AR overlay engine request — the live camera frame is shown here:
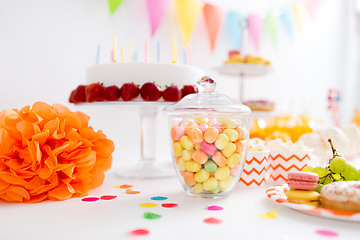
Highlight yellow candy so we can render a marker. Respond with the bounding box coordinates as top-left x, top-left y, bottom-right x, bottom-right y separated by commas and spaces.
180, 136, 194, 150
214, 166, 231, 180
173, 142, 183, 157
194, 169, 210, 183
220, 118, 237, 128
194, 143, 201, 150
181, 149, 194, 161
193, 183, 204, 193
223, 128, 239, 142
215, 133, 229, 150
195, 118, 208, 125
221, 142, 236, 158
185, 160, 202, 172
203, 177, 218, 191
177, 157, 186, 171
227, 152, 242, 168
219, 175, 233, 191
204, 127, 219, 143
